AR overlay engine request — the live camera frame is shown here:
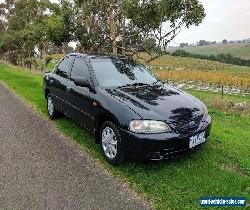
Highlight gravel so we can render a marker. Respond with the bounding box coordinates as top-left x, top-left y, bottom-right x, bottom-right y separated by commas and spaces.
0, 84, 149, 210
